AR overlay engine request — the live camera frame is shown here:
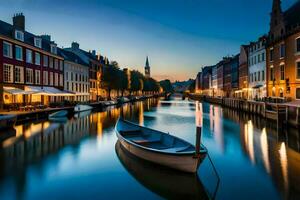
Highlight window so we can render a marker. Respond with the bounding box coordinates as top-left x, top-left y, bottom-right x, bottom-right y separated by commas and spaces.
270, 67, 274, 81
3, 42, 12, 58
49, 57, 53, 68
54, 73, 59, 86
54, 59, 58, 69
258, 54, 260, 63
59, 74, 63, 86
297, 62, 300, 79
258, 71, 260, 81
262, 52, 265, 61
26, 49, 33, 63
35, 70, 41, 84
59, 60, 63, 71
15, 45, 23, 61
49, 72, 53, 86
26, 68, 33, 83
43, 71, 48, 85
262, 70, 265, 81
15, 30, 24, 41
270, 49, 274, 61
3, 64, 13, 82
15, 66, 24, 83
34, 38, 42, 48
280, 64, 285, 80
297, 38, 300, 53
35, 52, 41, 65
296, 88, 300, 99
43, 55, 48, 67
280, 44, 285, 58
254, 72, 257, 82
50, 44, 57, 54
